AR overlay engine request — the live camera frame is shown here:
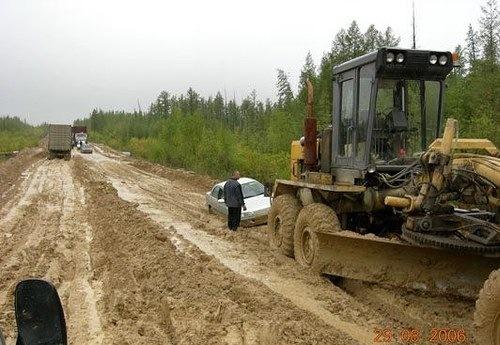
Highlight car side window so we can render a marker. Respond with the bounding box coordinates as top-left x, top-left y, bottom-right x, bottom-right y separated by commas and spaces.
218, 188, 224, 200
211, 187, 219, 198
